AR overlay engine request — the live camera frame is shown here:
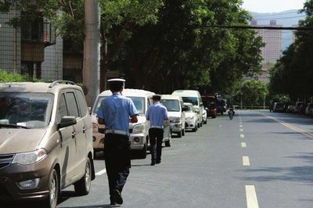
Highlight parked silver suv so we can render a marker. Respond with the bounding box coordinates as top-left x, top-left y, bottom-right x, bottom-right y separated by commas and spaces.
0, 81, 95, 208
